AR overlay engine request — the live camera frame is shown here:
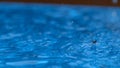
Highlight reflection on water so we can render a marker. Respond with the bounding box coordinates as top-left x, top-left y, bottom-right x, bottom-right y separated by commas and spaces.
0, 2, 120, 68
